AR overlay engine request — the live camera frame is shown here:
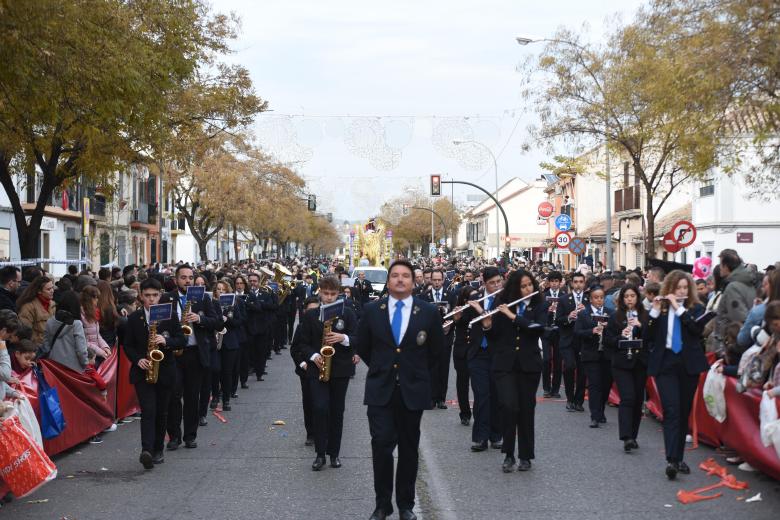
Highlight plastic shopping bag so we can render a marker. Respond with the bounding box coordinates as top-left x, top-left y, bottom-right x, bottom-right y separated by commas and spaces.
14, 397, 43, 448
34, 366, 66, 439
702, 365, 727, 423
0, 409, 57, 498
759, 391, 780, 459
